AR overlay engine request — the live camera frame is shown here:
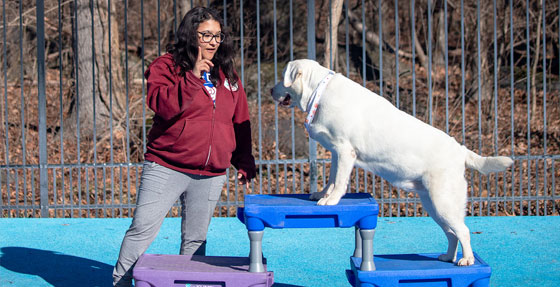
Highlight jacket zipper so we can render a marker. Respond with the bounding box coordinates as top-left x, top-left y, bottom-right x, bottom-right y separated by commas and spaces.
203, 102, 216, 170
